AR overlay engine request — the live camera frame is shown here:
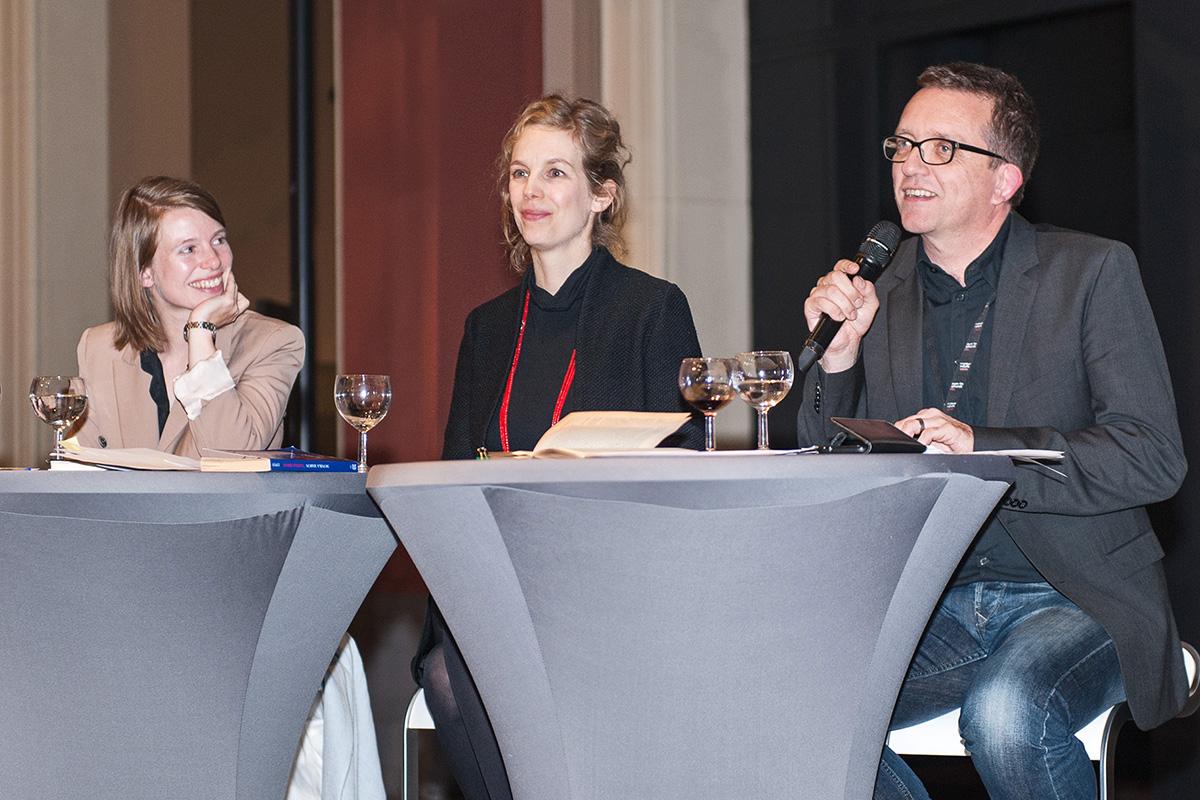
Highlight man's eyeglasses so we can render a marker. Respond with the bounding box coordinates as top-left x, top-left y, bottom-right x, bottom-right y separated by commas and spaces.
883, 135, 1007, 165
